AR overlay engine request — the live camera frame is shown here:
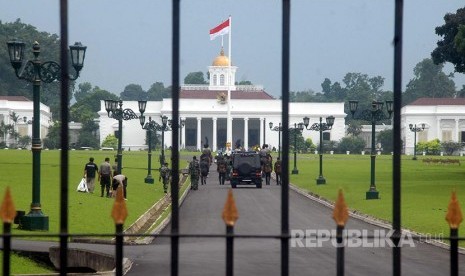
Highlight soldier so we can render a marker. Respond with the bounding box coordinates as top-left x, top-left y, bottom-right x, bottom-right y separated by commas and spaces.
216, 154, 227, 185
200, 157, 209, 185
274, 157, 282, 185
263, 154, 273, 185
159, 162, 171, 193
189, 156, 201, 190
